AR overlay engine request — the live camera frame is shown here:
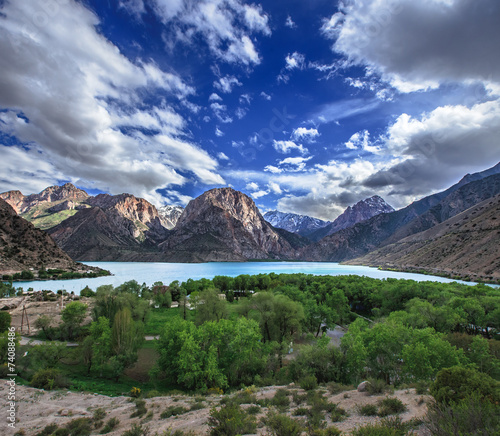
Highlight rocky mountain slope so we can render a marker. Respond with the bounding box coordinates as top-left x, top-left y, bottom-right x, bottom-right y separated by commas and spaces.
302, 164, 500, 263
0, 198, 100, 275
346, 194, 500, 283
309, 196, 395, 241
263, 210, 330, 237
160, 188, 296, 262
